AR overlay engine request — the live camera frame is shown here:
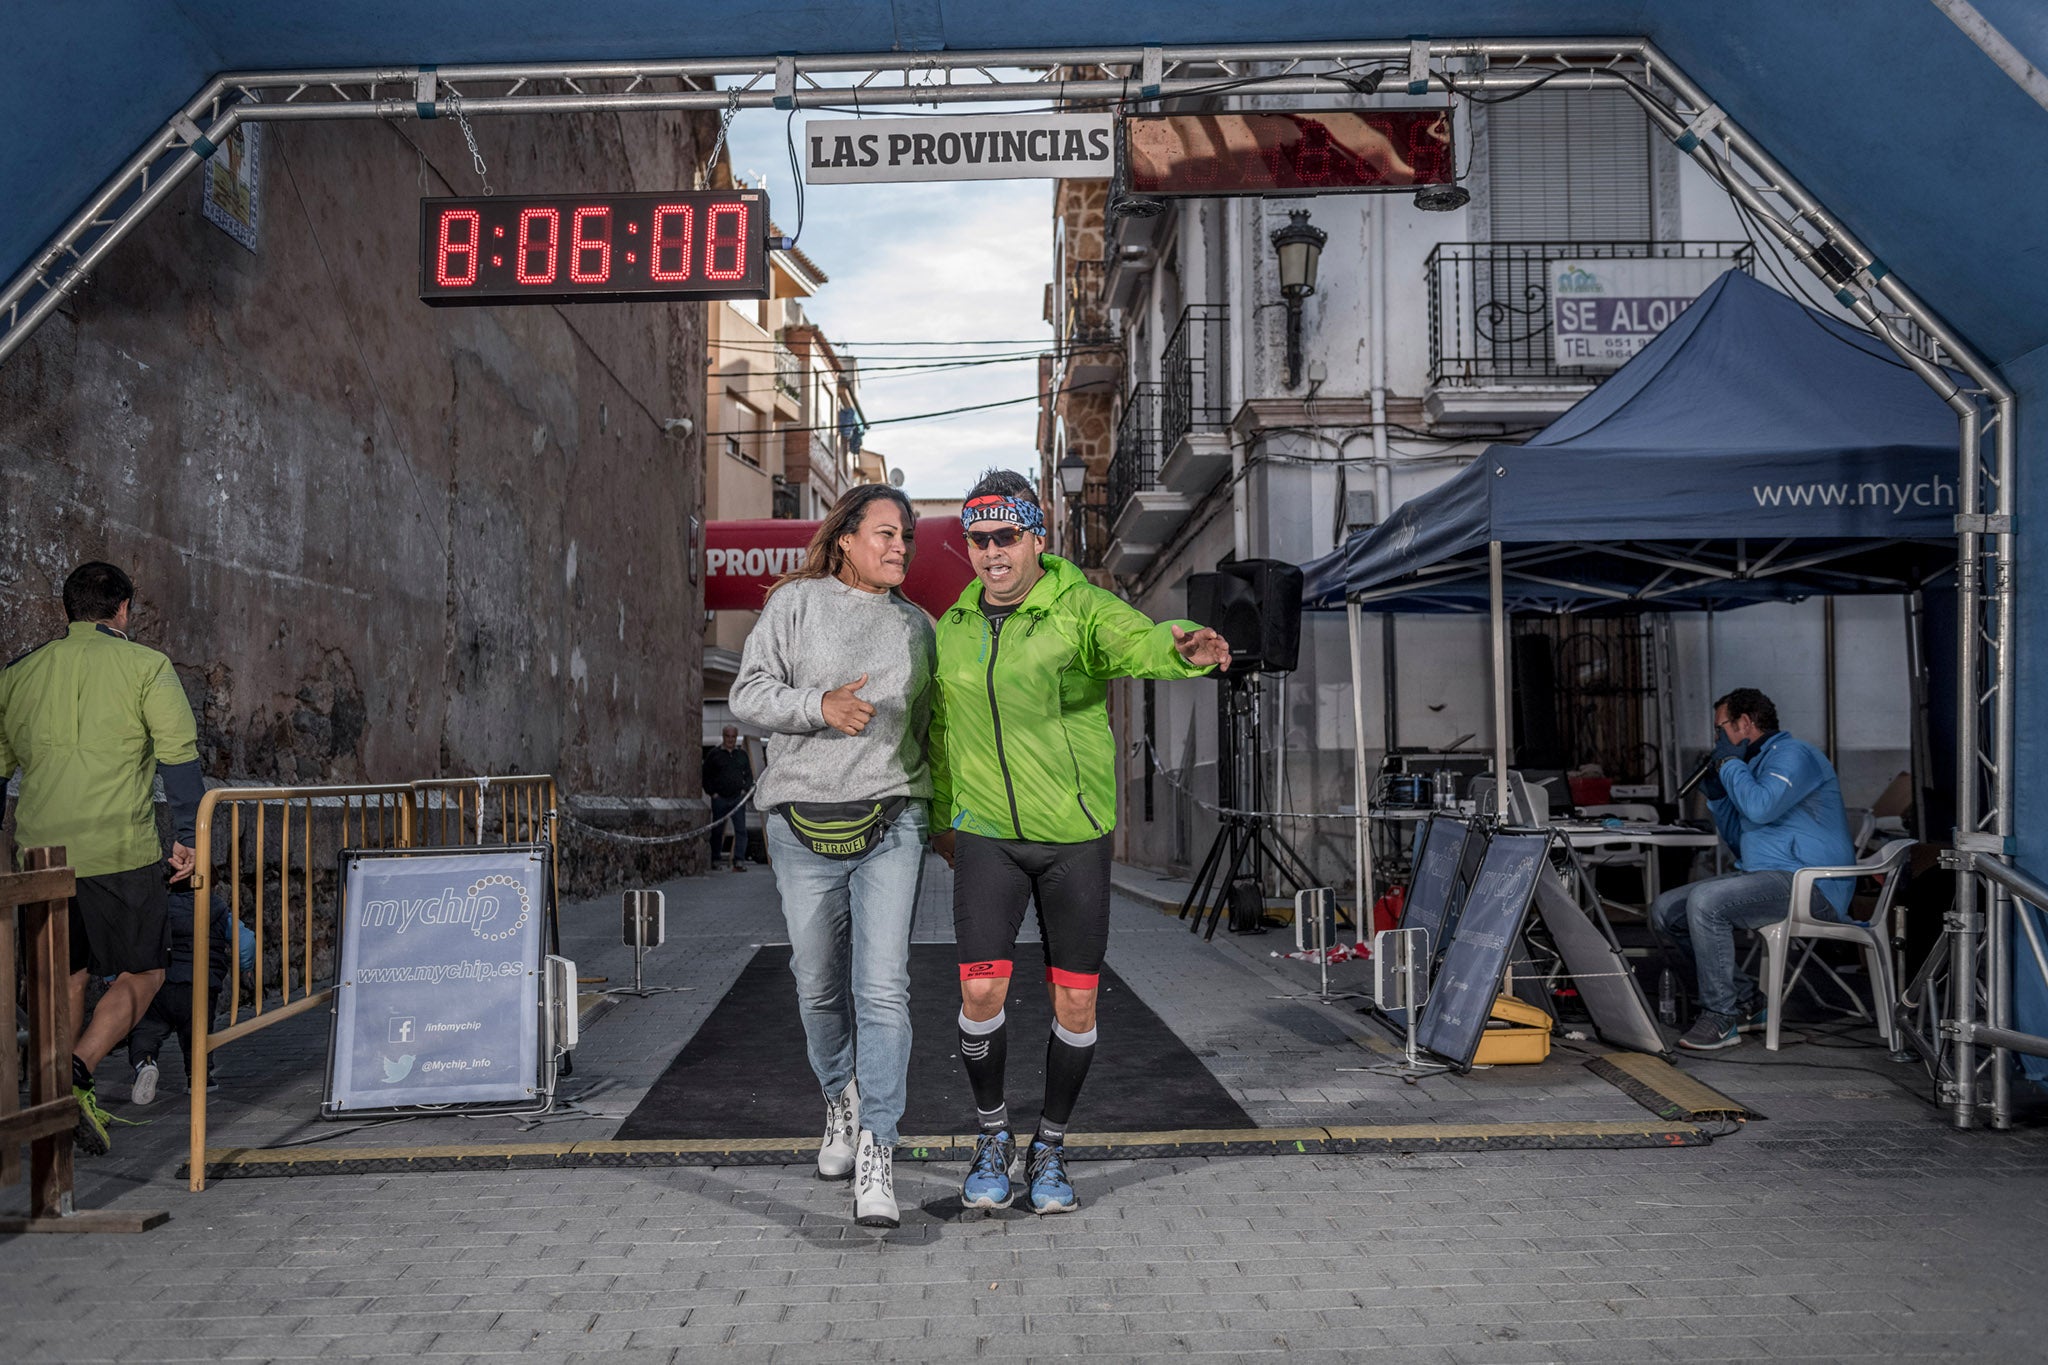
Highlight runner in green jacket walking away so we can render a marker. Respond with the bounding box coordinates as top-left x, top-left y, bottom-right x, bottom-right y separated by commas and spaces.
928, 469, 1231, 1214
0, 562, 203, 1156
